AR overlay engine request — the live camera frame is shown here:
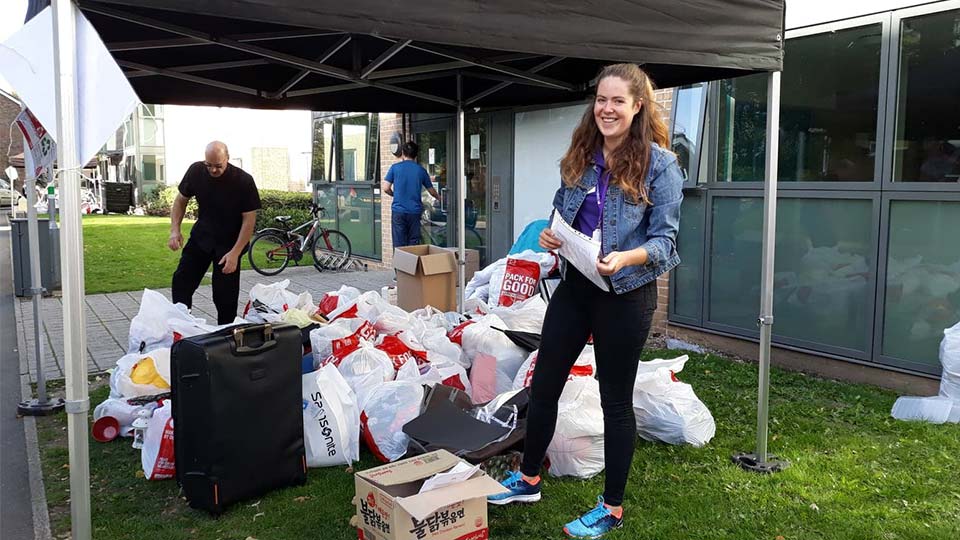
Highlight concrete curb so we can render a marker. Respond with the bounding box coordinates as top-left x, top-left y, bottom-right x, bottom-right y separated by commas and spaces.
20, 347, 53, 540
